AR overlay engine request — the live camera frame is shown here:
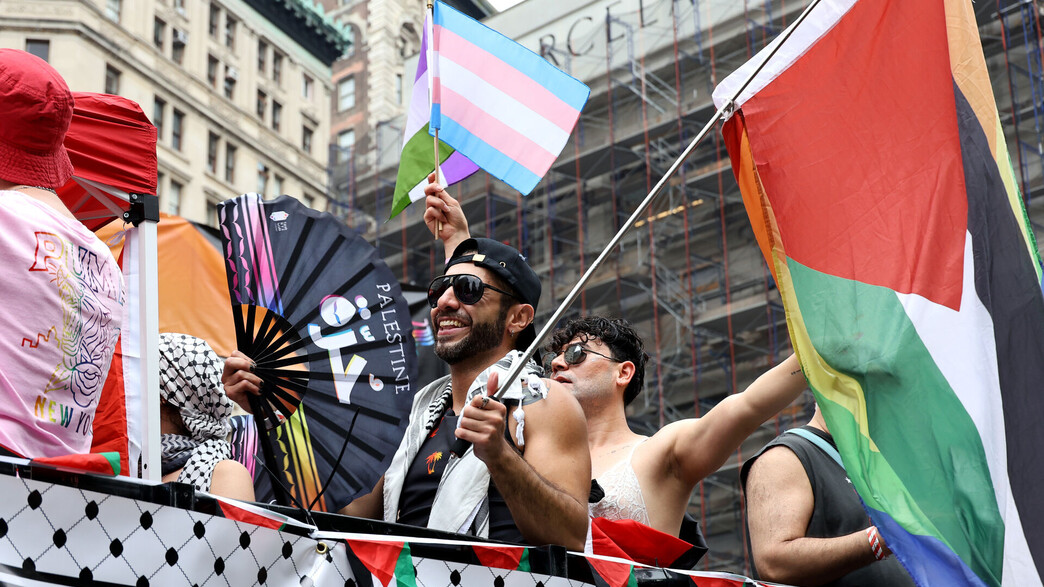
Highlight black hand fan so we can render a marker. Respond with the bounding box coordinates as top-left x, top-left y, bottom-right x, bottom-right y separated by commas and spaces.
218, 194, 417, 511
